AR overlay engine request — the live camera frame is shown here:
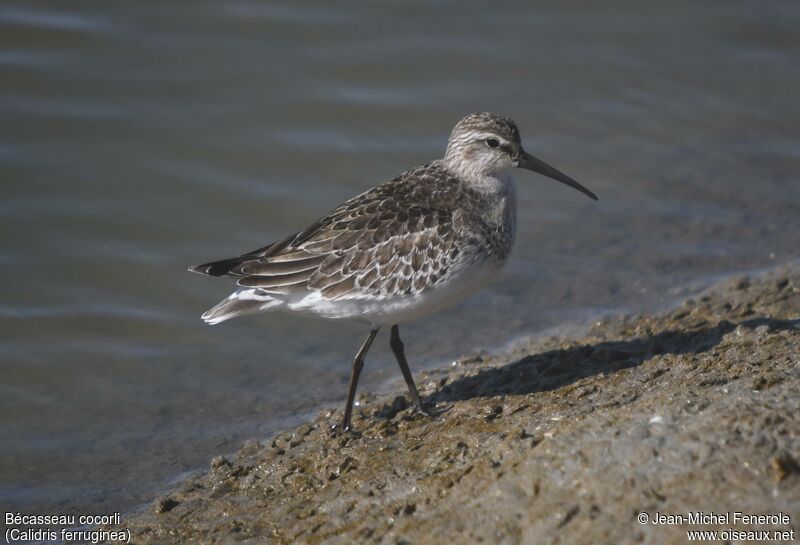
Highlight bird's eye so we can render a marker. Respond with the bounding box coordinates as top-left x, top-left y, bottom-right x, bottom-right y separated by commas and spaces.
486, 138, 500, 148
